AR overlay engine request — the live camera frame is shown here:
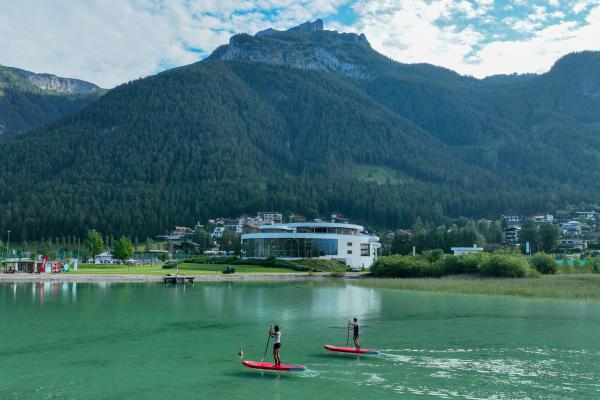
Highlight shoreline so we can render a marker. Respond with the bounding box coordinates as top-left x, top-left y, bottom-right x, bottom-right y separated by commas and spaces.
0, 272, 362, 283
